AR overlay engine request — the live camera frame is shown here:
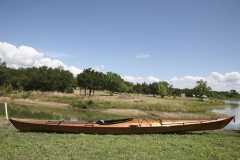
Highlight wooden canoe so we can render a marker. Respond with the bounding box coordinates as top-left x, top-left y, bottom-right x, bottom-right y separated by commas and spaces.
9, 116, 234, 134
